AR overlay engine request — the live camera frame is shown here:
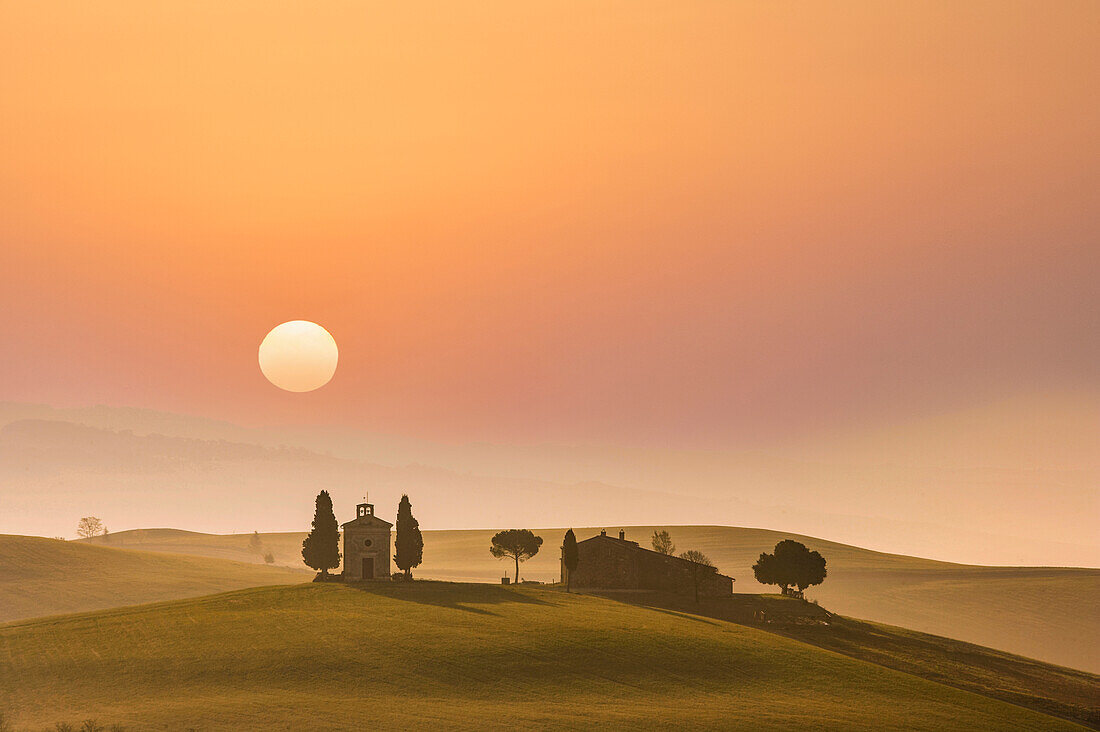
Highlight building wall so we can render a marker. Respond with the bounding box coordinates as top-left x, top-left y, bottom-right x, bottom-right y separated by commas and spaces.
637, 550, 732, 596
565, 537, 641, 589
564, 535, 734, 597
343, 525, 392, 580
